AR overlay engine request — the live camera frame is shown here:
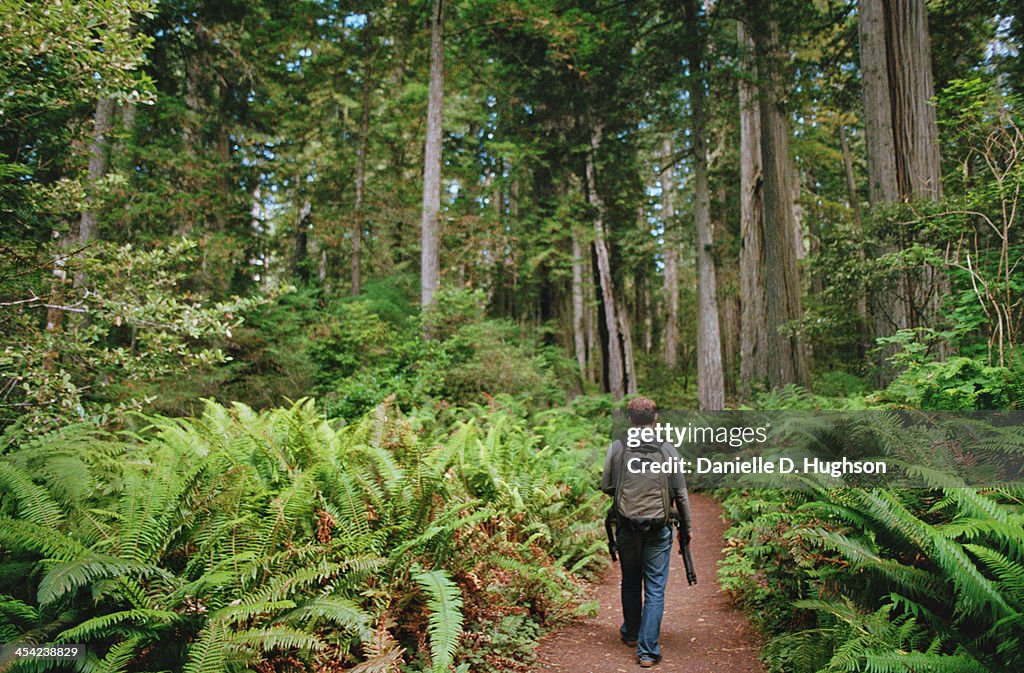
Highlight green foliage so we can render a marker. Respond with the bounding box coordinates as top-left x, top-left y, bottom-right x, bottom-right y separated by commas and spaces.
414, 569, 464, 673
717, 412, 1024, 673
0, 397, 607, 671
1, 239, 269, 430
874, 329, 1019, 410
